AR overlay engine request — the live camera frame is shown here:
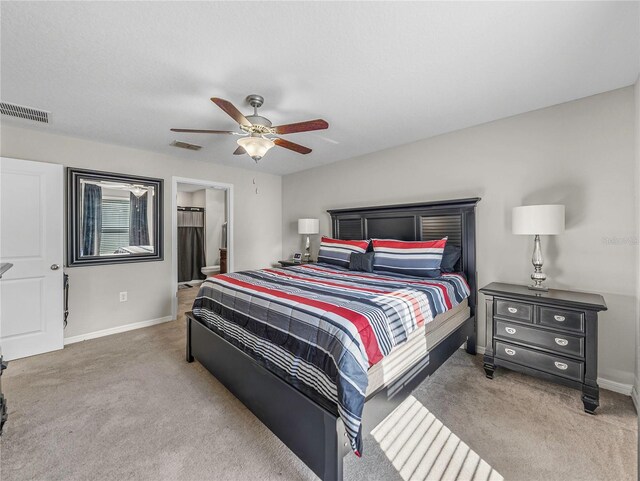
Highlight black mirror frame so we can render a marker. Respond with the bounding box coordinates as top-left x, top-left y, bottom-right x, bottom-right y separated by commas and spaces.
67, 168, 163, 267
